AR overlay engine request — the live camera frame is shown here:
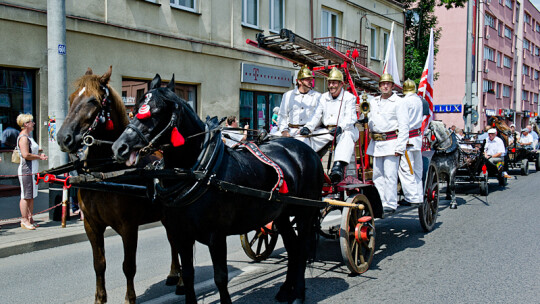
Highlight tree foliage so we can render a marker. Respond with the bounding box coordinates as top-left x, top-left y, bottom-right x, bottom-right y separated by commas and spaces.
397, 0, 468, 84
